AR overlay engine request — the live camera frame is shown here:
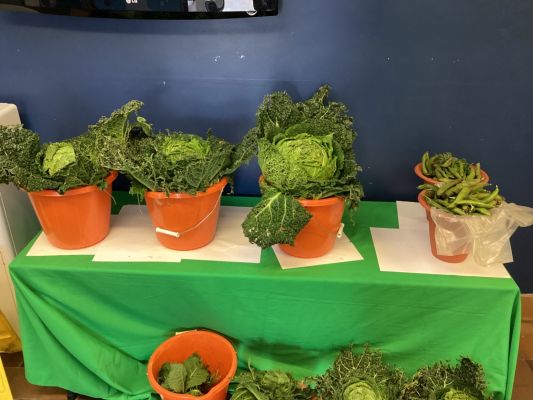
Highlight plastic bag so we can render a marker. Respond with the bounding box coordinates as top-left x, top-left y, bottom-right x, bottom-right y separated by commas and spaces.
430, 202, 533, 266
